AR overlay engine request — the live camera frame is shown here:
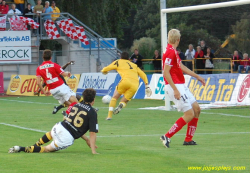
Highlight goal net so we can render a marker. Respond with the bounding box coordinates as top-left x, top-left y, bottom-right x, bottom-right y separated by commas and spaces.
161, 0, 250, 110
